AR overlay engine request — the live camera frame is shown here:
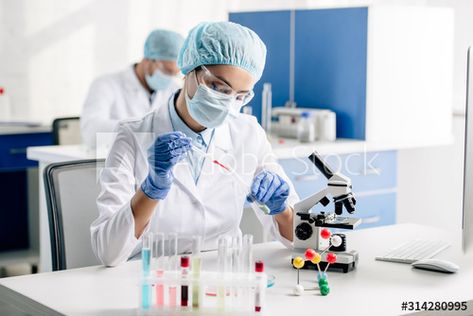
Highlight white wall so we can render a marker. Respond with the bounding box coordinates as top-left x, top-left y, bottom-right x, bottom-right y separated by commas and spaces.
427, 0, 473, 114
397, 116, 465, 231
396, 0, 473, 231
0, 0, 228, 123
